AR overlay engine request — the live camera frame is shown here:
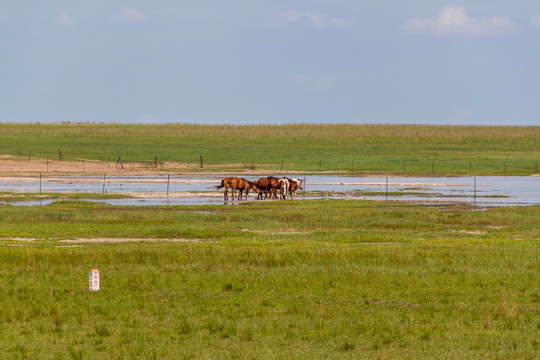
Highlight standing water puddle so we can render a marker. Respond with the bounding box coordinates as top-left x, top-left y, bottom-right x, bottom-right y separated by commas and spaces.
0, 175, 538, 207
